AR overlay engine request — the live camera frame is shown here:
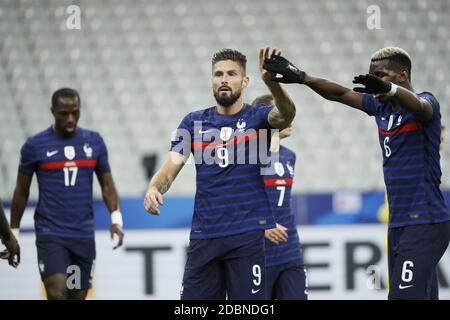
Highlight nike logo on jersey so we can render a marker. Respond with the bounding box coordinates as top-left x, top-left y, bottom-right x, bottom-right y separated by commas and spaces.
46, 150, 58, 157
251, 288, 260, 294
199, 129, 213, 134
398, 284, 413, 290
